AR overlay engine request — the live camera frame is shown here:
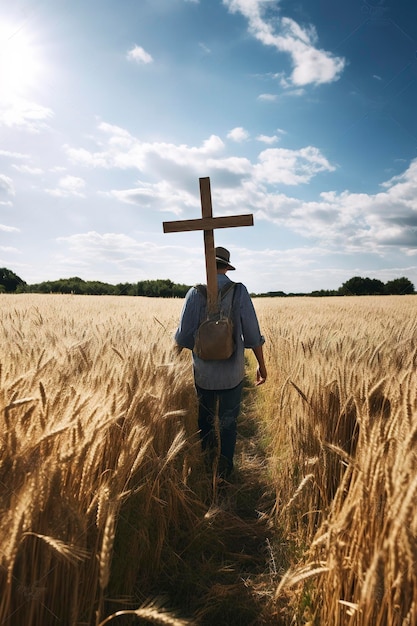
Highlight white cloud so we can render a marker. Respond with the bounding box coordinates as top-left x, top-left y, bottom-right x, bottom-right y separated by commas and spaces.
223, 0, 345, 87
127, 45, 153, 64
207, 156, 252, 174
0, 174, 15, 196
256, 134, 279, 144
0, 224, 19, 232
0, 245, 19, 253
254, 146, 336, 185
0, 97, 53, 132
46, 175, 86, 198
65, 128, 225, 176
281, 19, 345, 86
12, 164, 43, 175
0, 149, 29, 159
227, 127, 250, 142
257, 93, 278, 101
105, 179, 197, 215
58, 231, 138, 255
